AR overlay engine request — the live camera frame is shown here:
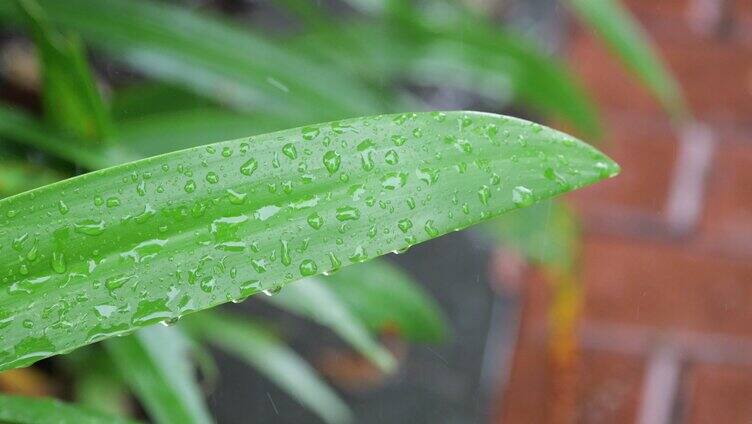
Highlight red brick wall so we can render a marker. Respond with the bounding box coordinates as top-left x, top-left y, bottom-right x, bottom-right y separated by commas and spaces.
496, 0, 752, 422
